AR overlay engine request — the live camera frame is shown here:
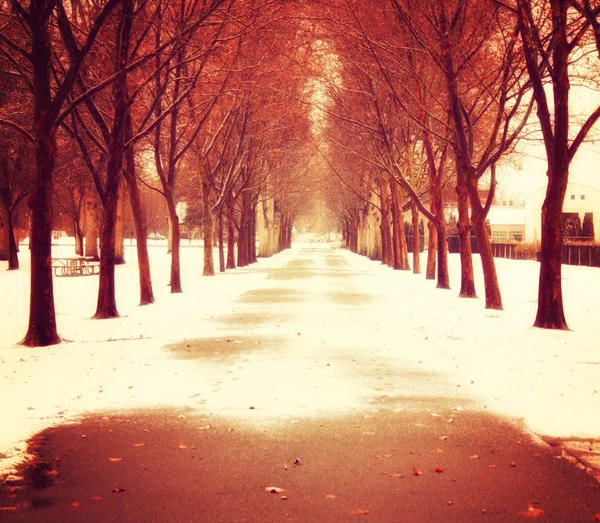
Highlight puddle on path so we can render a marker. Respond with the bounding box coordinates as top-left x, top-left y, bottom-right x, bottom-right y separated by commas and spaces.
164, 335, 286, 361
